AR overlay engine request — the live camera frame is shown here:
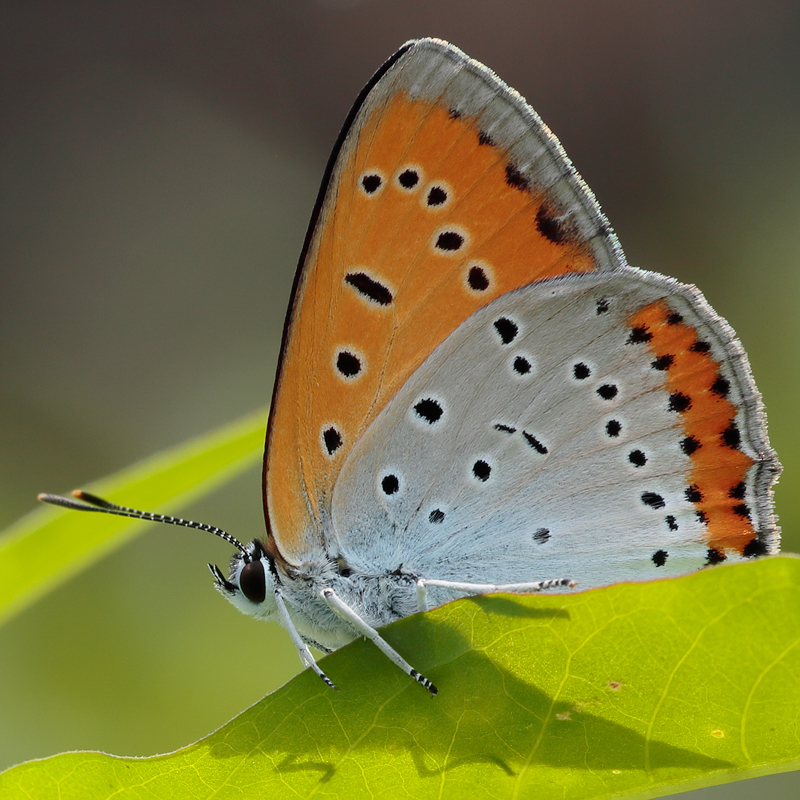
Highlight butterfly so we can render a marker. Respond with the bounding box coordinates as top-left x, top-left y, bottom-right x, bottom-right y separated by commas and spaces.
40, 38, 781, 696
